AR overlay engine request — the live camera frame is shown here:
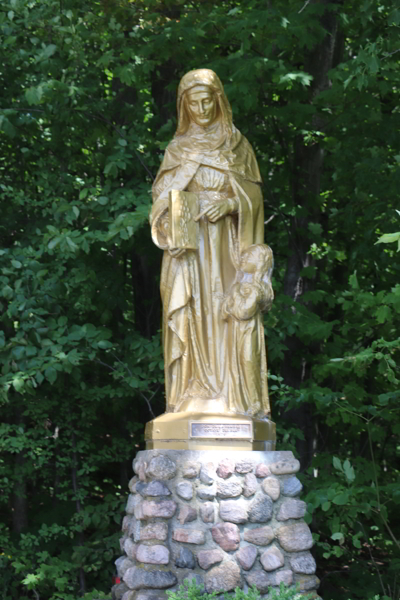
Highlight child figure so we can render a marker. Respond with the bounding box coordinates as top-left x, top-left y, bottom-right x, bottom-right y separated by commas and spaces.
220, 243, 274, 416
222, 244, 274, 321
